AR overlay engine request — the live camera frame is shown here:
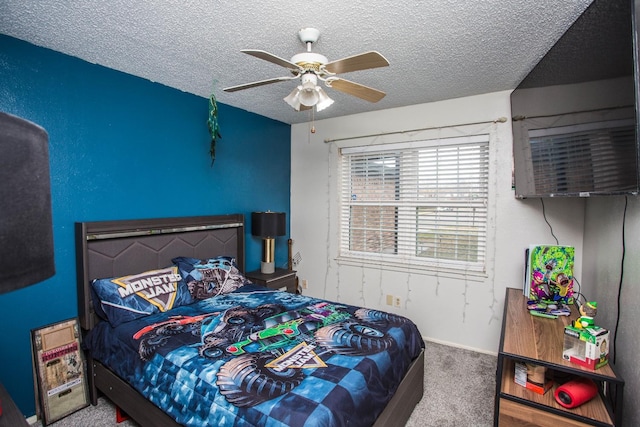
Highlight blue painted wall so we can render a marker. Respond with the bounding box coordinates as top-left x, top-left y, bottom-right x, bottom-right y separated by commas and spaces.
0, 34, 291, 416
